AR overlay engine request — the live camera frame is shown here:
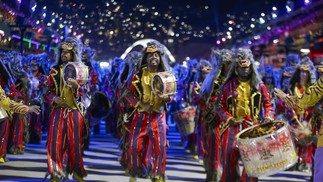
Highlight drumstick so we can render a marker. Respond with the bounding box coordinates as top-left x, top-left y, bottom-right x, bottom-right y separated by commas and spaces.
291, 109, 304, 129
